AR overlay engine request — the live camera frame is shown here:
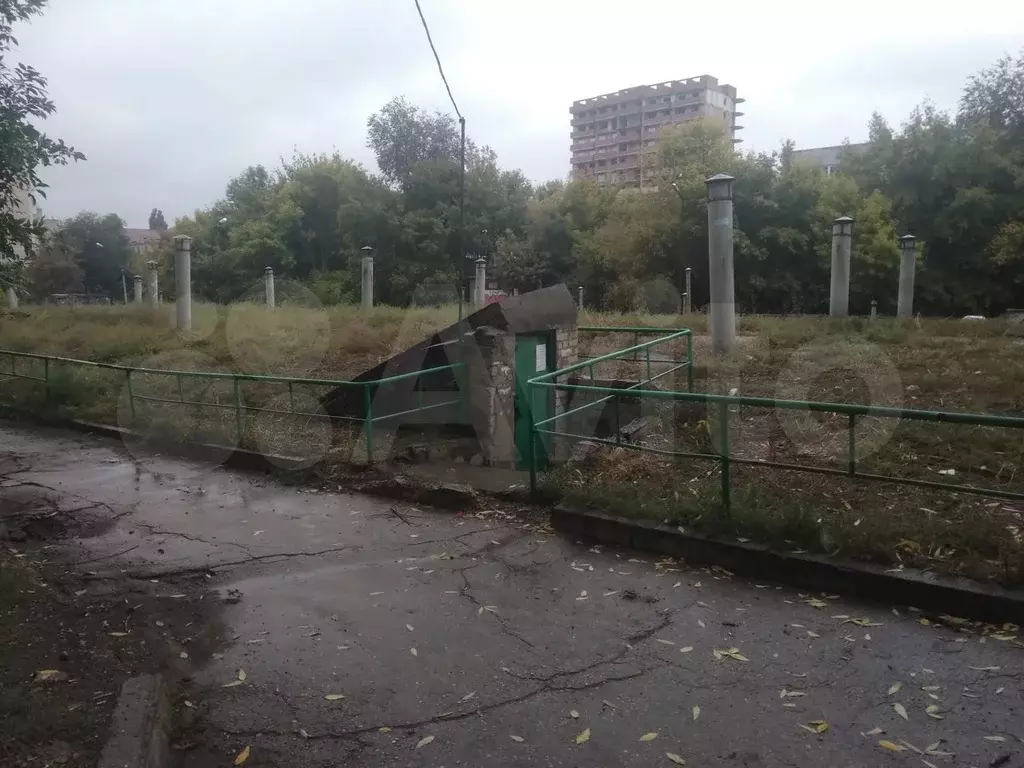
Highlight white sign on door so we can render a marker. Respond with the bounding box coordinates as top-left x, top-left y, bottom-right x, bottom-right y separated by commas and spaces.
535, 343, 547, 371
